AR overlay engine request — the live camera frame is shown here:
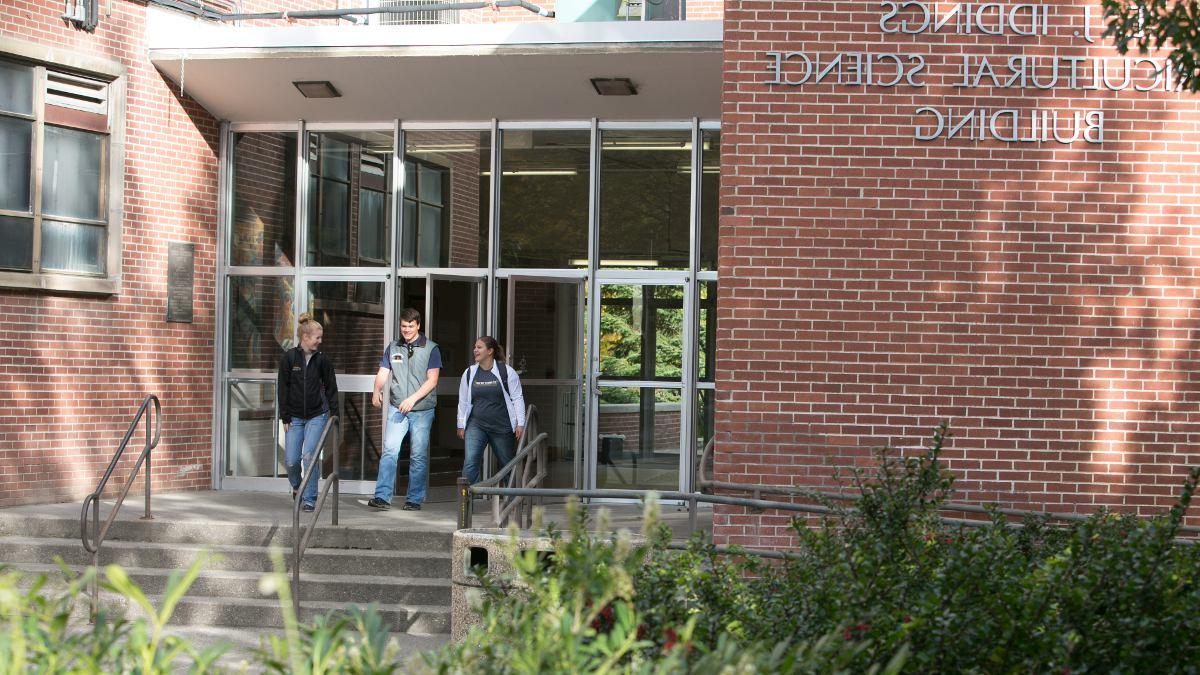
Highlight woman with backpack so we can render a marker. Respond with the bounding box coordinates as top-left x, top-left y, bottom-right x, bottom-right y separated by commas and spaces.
277, 312, 339, 512
456, 336, 526, 484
